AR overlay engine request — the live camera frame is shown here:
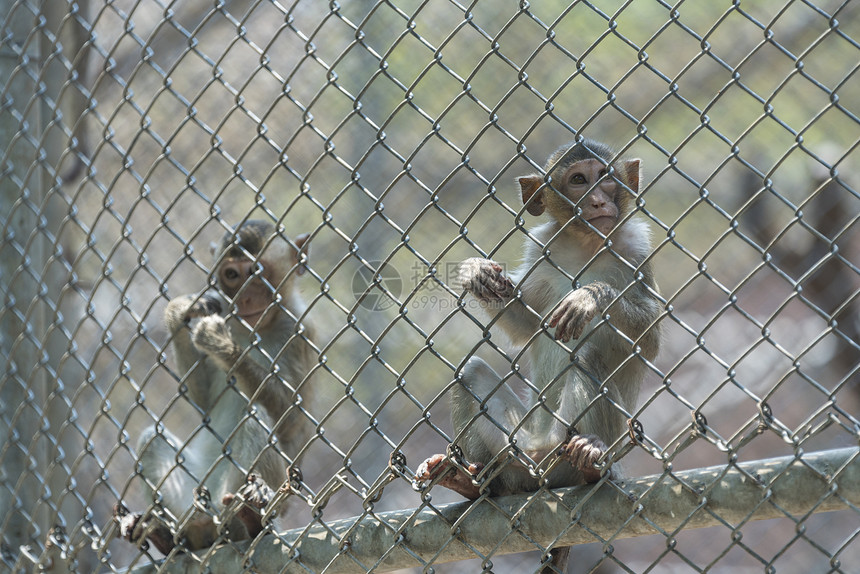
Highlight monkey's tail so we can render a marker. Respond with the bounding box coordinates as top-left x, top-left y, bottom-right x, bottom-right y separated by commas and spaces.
541, 546, 570, 574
